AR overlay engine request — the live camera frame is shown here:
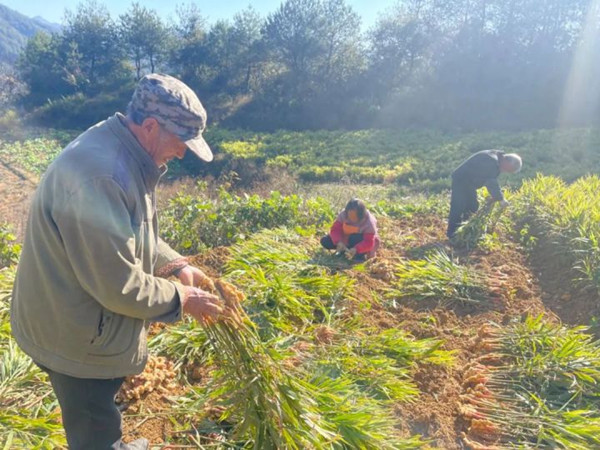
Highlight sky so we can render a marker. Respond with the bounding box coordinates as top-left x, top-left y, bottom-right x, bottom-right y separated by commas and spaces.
0, 0, 392, 29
